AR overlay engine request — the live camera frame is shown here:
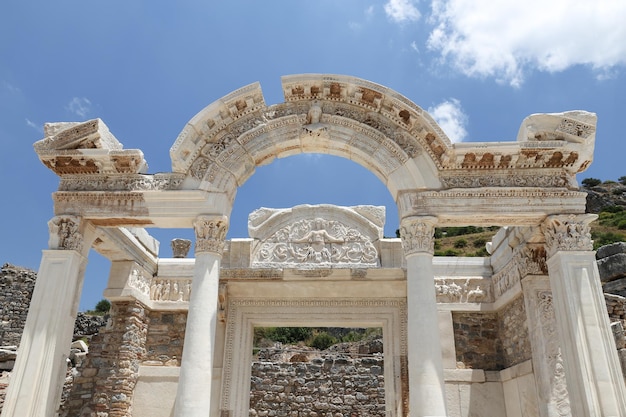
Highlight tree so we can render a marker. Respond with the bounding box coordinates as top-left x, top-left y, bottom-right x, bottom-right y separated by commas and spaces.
619, 176, 626, 186
581, 178, 601, 187
94, 299, 111, 314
